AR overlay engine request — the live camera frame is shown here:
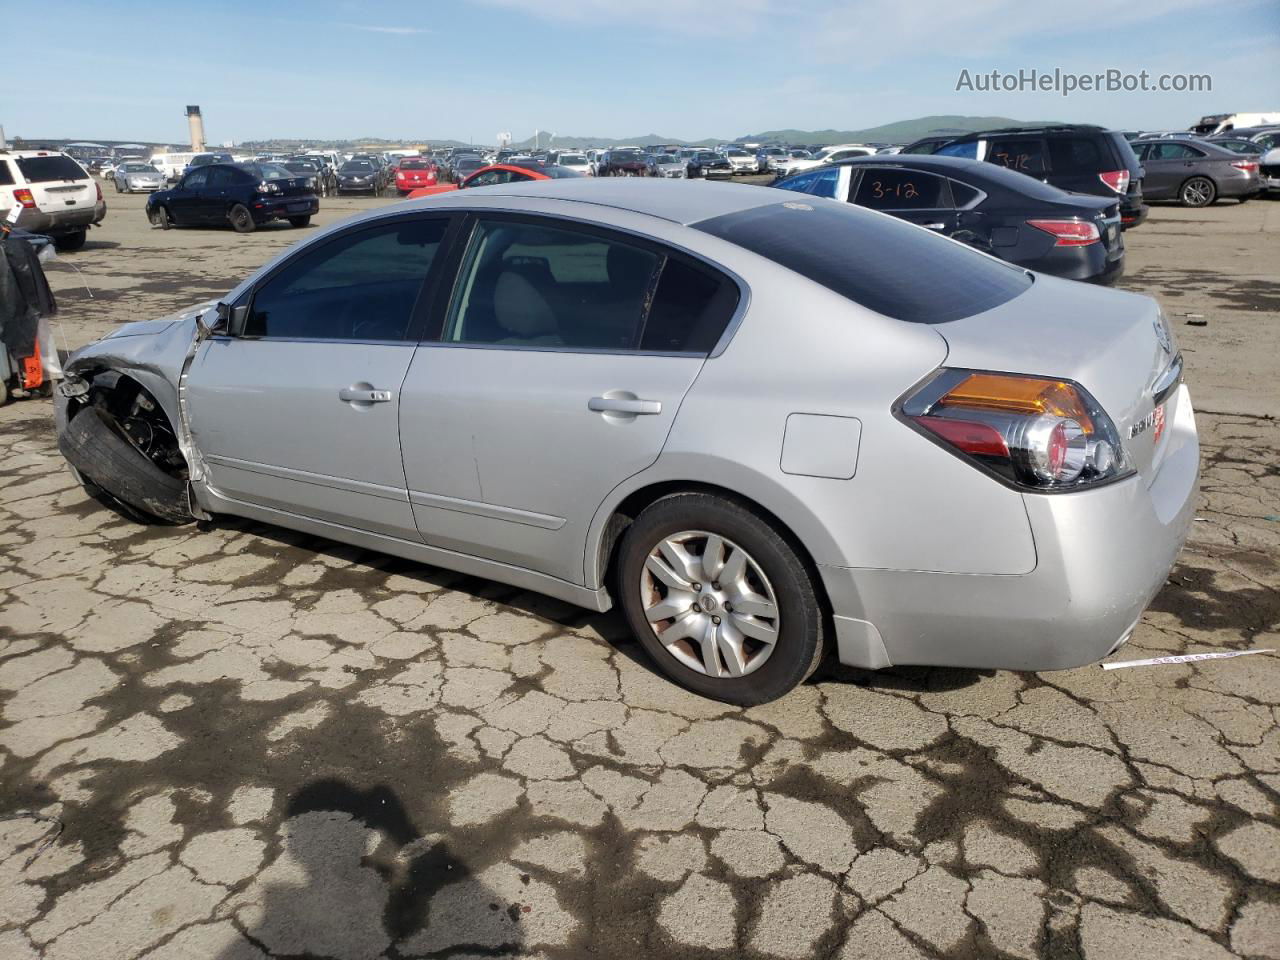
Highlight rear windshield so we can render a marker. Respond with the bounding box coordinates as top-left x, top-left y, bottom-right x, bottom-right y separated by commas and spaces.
693, 201, 1031, 324
401, 159, 431, 169
15, 155, 89, 182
